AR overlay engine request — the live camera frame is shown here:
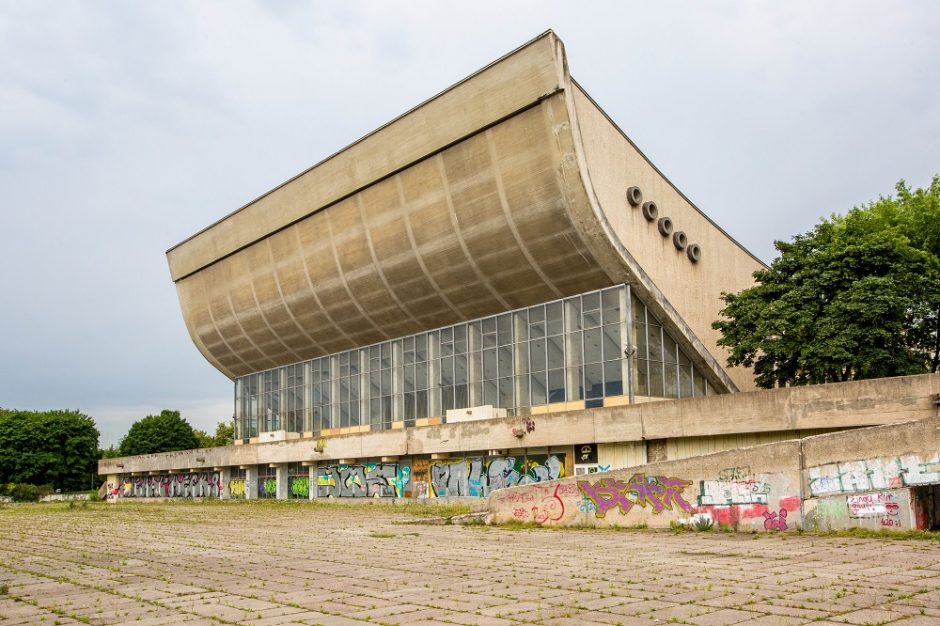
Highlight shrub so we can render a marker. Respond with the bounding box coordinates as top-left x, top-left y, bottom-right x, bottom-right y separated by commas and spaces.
10, 484, 41, 502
